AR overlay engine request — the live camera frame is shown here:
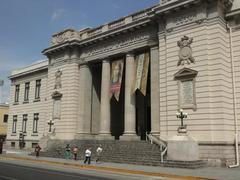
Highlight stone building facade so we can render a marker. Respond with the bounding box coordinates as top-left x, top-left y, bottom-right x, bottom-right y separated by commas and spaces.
6, 0, 240, 165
